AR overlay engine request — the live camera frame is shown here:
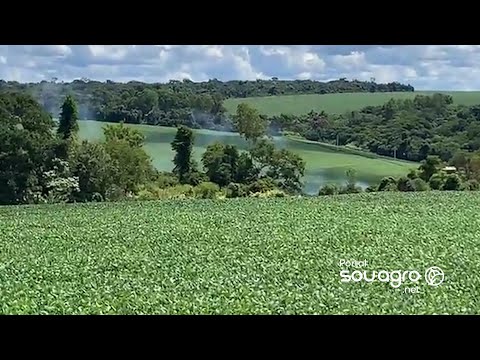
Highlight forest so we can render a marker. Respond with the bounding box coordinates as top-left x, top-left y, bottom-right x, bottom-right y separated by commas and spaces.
271, 94, 480, 163
0, 78, 414, 129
